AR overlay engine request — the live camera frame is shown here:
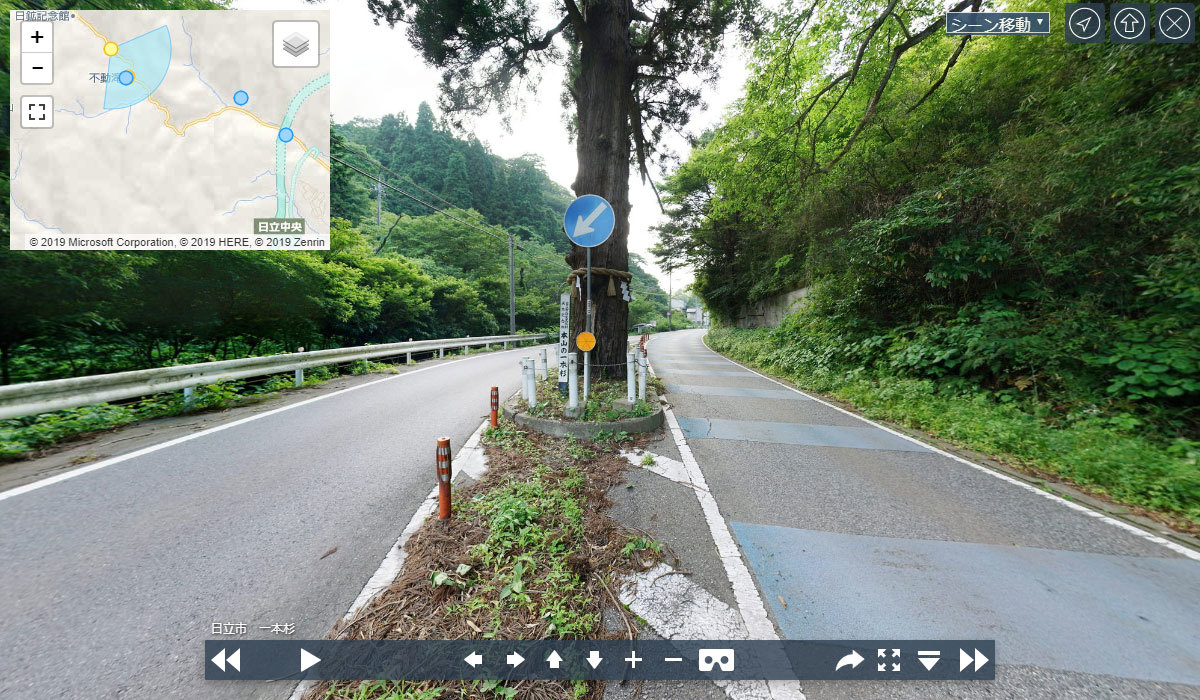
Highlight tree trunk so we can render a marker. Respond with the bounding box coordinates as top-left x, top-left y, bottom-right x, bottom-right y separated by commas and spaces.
0, 343, 11, 386
568, 0, 633, 379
